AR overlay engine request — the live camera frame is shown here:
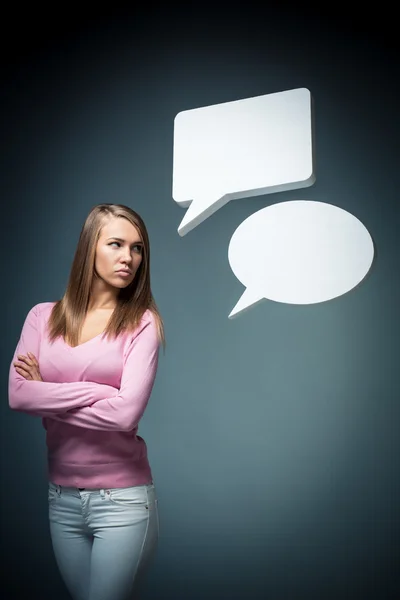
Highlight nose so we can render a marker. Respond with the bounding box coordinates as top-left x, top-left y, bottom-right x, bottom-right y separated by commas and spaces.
121, 252, 132, 264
